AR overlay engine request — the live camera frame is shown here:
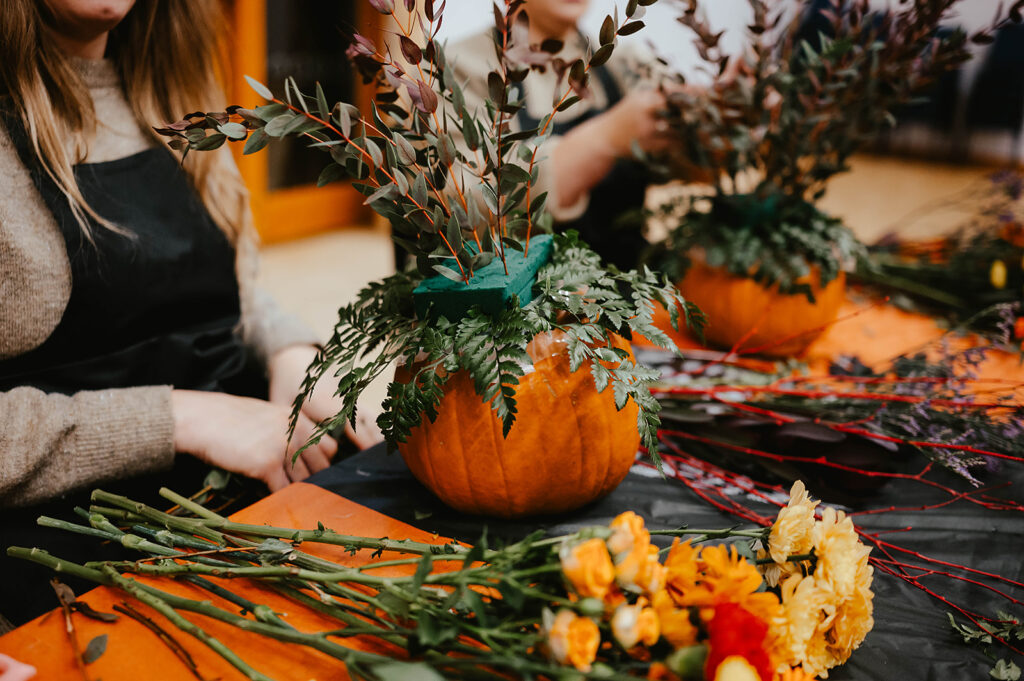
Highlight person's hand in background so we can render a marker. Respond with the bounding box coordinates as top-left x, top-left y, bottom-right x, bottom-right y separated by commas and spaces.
0, 654, 36, 681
